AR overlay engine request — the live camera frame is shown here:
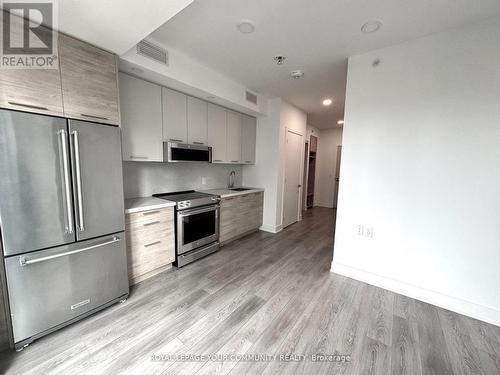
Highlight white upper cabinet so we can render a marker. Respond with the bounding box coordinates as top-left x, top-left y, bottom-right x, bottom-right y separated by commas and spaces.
207, 104, 227, 163
162, 88, 187, 144
187, 97, 208, 145
226, 111, 242, 164
241, 115, 256, 164
119, 73, 163, 162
